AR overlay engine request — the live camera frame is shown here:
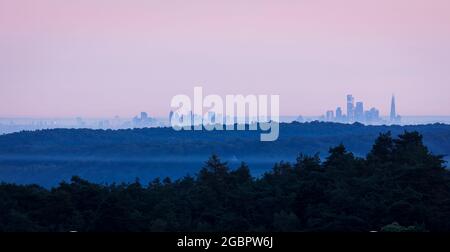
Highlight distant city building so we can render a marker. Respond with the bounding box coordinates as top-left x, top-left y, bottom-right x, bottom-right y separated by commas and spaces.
133, 112, 156, 127
335, 107, 343, 122
355, 102, 364, 122
365, 107, 380, 123
390, 95, 399, 123
326, 110, 334, 121
141, 112, 148, 121
347, 95, 355, 122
